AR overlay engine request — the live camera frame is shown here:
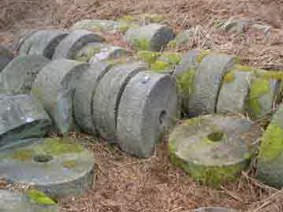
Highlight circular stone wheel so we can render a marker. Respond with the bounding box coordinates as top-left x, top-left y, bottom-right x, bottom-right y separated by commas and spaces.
0, 137, 95, 198
125, 24, 175, 51
189, 54, 235, 117
18, 30, 39, 56
117, 71, 178, 158
168, 114, 261, 187
52, 30, 104, 60
0, 189, 58, 212
31, 59, 89, 134
193, 207, 237, 212
93, 62, 147, 142
0, 94, 51, 149
74, 62, 111, 134
0, 45, 13, 72
1, 55, 50, 94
